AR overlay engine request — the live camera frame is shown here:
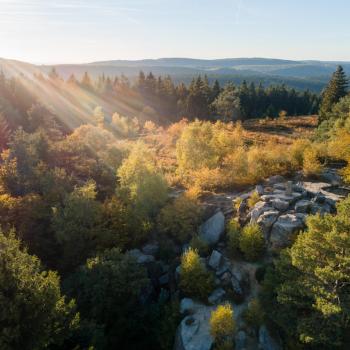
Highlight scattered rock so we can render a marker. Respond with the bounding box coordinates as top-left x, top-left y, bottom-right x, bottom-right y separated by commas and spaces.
259, 325, 282, 350
266, 175, 285, 185
199, 211, 225, 245
320, 169, 342, 186
285, 181, 293, 195
208, 250, 223, 270
271, 198, 289, 211
220, 271, 232, 287
257, 210, 280, 238
256, 184, 264, 195
231, 275, 245, 303
250, 201, 274, 223
208, 288, 226, 305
